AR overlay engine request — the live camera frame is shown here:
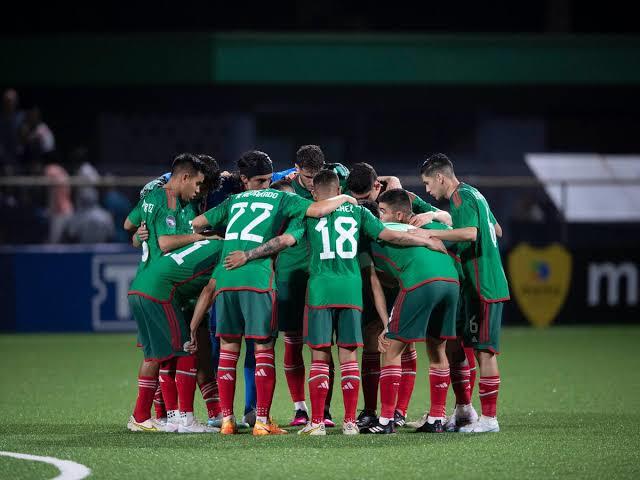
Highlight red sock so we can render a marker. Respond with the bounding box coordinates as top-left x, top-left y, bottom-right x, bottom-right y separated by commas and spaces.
325, 357, 335, 412
308, 360, 330, 424
428, 367, 450, 418
217, 349, 239, 417
153, 383, 166, 419
340, 361, 361, 423
133, 375, 157, 423
379, 366, 402, 419
479, 375, 500, 417
255, 348, 276, 419
396, 349, 417, 416
199, 380, 221, 418
284, 335, 306, 403
159, 359, 178, 412
450, 363, 472, 405
361, 352, 380, 412
176, 355, 197, 413
464, 347, 477, 395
